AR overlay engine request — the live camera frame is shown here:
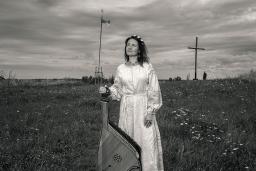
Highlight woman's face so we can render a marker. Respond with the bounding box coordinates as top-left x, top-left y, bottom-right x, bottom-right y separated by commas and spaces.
126, 38, 139, 57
